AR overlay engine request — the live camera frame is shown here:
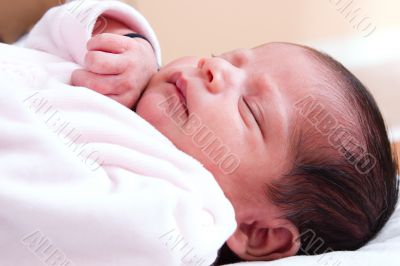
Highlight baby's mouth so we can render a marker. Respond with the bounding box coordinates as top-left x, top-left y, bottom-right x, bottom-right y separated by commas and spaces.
168, 72, 189, 115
